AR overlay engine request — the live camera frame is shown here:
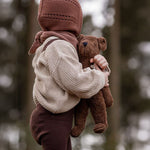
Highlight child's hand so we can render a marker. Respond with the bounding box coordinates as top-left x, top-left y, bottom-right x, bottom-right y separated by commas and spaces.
90, 54, 108, 71
90, 54, 110, 87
